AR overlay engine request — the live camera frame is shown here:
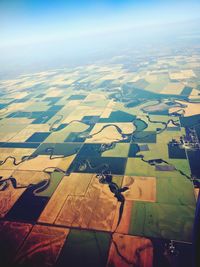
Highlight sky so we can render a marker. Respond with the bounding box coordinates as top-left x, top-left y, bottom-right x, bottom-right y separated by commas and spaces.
1, 0, 200, 46
1, 0, 200, 77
